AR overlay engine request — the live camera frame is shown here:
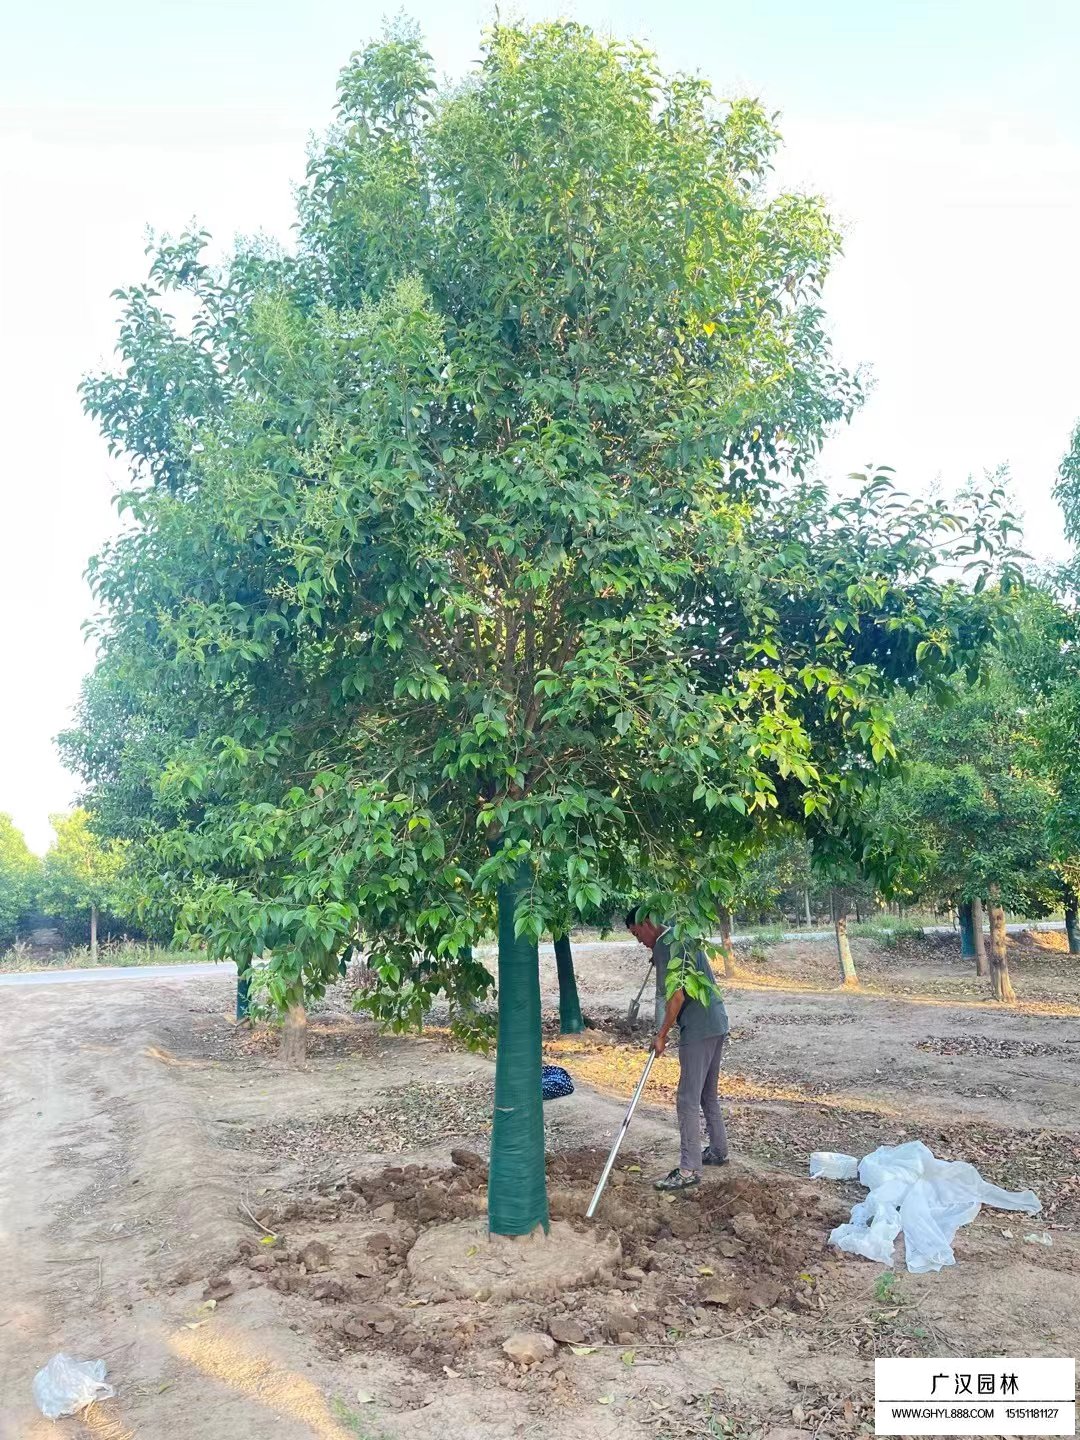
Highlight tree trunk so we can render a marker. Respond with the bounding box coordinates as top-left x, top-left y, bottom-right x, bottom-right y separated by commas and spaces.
832, 891, 858, 985
718, 906, 736, 978
804, 890, 812, 928
553, 934, 584, 1034
488, 862, 549, 1237
281, 1001, 308, 1065
958, 900, 976, 961
236, 967, 251, 1021
987, 889, 1016, 1002
1065, 888, 1080, 956
90, 903, 98, 964
972, 897, 989, 977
